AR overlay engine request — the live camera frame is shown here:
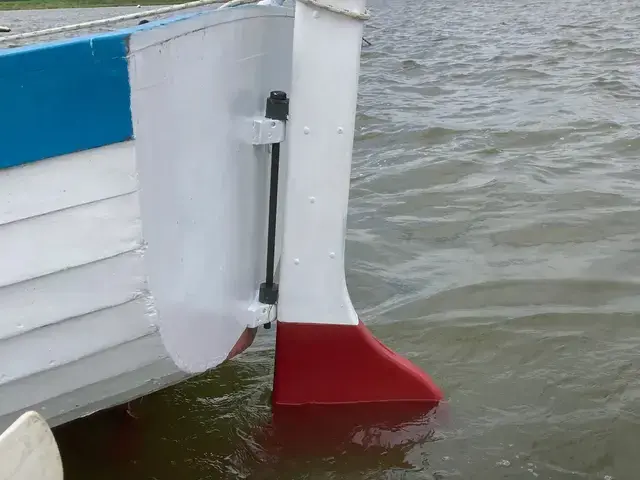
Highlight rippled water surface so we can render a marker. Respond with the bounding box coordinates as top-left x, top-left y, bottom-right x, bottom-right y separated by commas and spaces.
3, 0, 640, 478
